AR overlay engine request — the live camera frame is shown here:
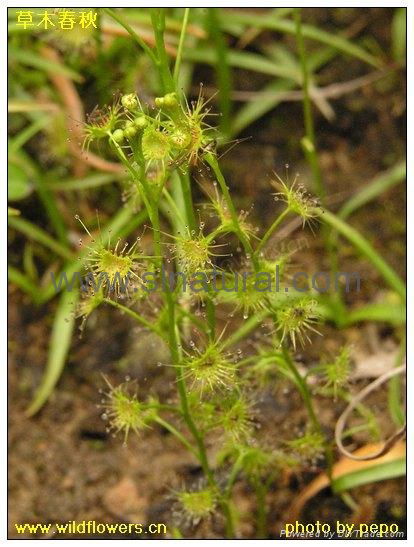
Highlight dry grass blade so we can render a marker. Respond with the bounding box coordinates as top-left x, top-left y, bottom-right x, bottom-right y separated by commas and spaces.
40, 46, 123, 175
285, 440, 406, 522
